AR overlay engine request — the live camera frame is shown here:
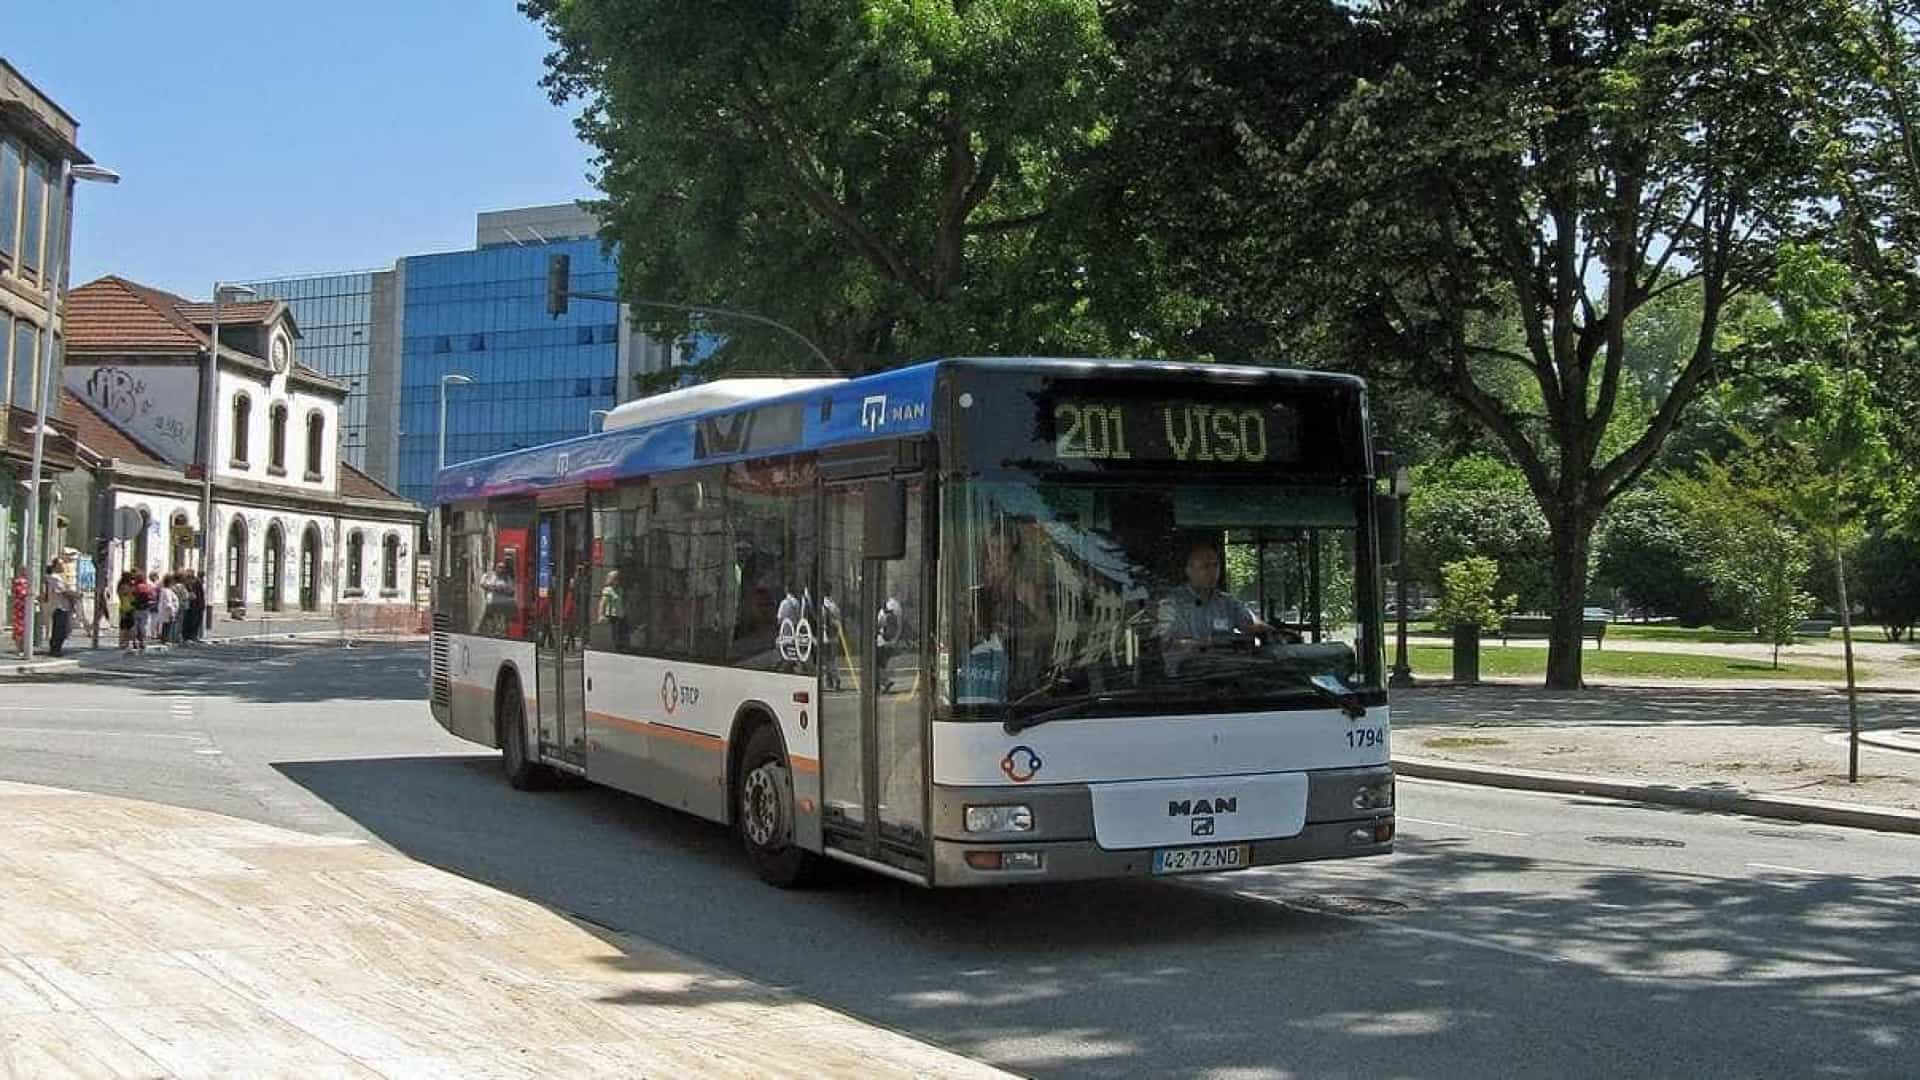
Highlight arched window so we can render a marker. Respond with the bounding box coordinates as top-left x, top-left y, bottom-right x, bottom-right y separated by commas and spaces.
346, 531, 364, 591
263, 522, 285, 611
300, 524, 322, 611
131, 509, 151, 578
305, 411, 325, 479
382, 533, 401, 593
230, 393, 252, 465
268, 403, 289, 472
225, 518, 247, 604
